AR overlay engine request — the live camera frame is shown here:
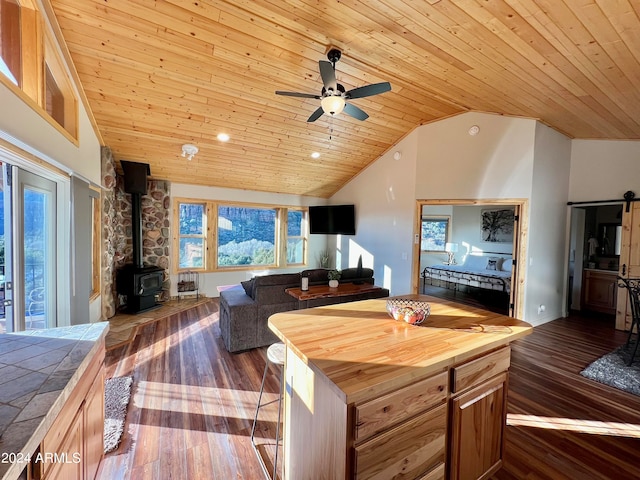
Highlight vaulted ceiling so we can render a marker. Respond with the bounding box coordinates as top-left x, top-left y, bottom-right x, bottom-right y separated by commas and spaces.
48, 0, 640, 198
